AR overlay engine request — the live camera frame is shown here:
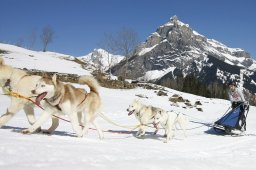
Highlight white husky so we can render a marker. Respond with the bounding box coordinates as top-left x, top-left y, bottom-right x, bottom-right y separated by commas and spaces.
153, 109, 188, 143
127, 100, 161, 137
0, 57, 57, 132
22, 74, 103, 139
